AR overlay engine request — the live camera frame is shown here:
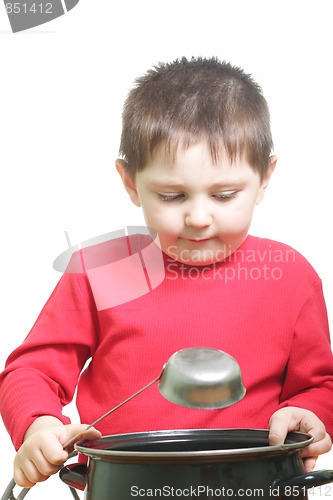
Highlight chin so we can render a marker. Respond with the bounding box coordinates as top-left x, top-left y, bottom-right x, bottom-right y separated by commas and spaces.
186, 260, 216, 267
163, 242, 229, 266
178, 253, 224, 267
